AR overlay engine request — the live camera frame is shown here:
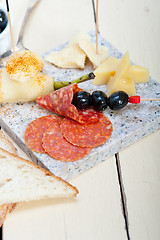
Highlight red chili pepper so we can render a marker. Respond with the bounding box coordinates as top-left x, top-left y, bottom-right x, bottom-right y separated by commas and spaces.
129, 96, 140, 104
